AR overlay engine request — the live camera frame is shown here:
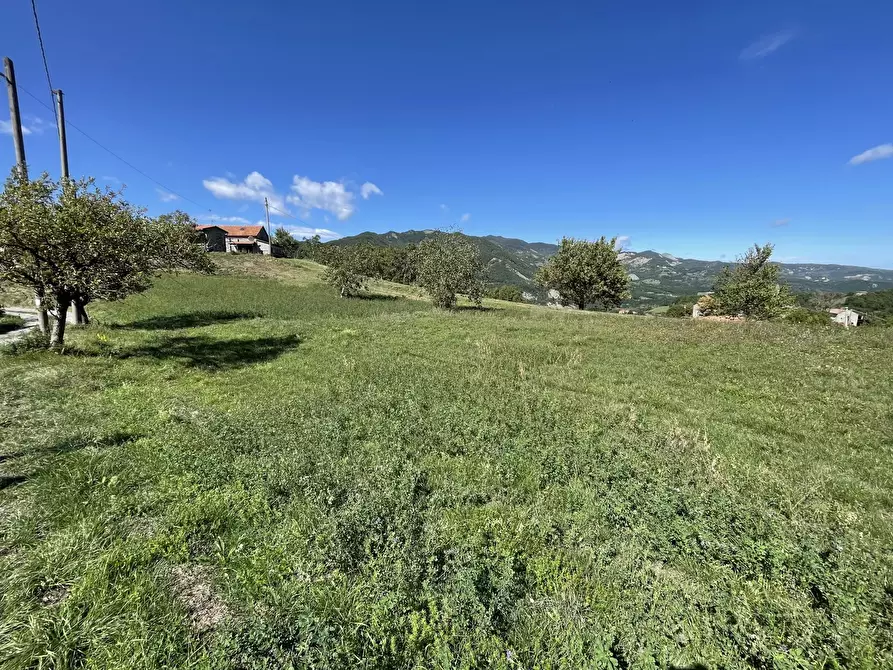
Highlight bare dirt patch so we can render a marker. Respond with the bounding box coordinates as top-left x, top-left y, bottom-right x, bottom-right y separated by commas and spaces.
170, 564, 228, 633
